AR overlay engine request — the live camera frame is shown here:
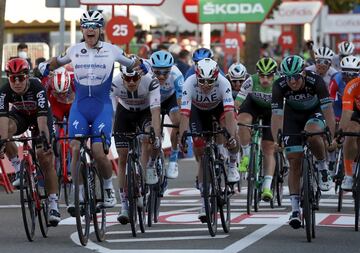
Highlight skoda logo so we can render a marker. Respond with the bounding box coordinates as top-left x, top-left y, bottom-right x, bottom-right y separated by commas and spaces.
81, 48, 87, 54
